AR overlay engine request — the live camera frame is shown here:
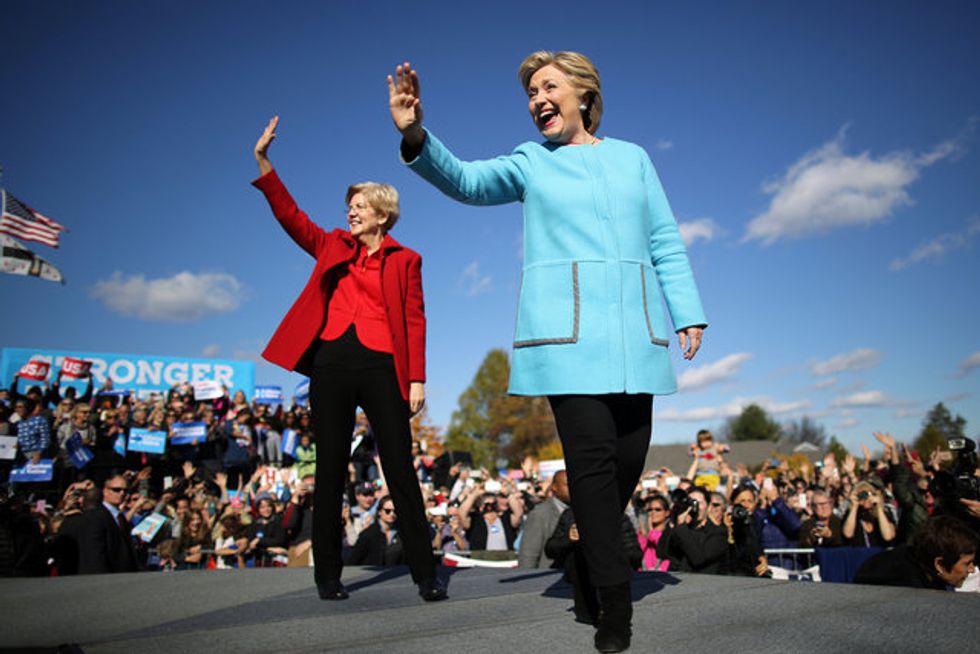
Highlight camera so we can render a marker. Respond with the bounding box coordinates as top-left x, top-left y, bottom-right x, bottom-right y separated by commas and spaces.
669, 489, 699, 523
731, 505, 751, 524
932, 436, 980, 502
